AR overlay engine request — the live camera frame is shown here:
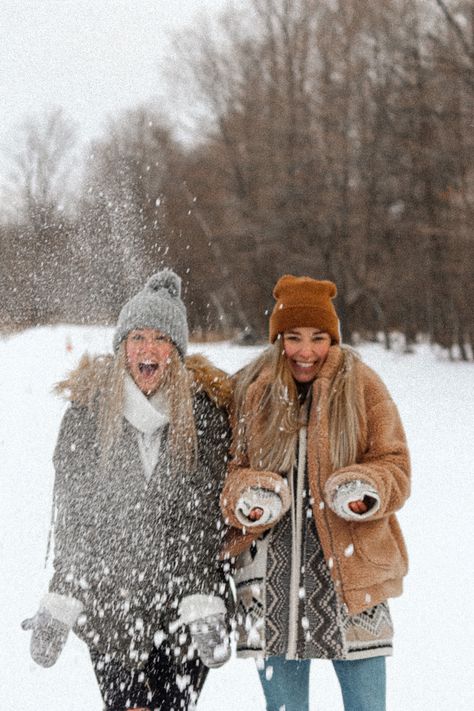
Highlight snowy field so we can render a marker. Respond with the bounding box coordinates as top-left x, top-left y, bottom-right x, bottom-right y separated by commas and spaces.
1, 324, 473, 710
